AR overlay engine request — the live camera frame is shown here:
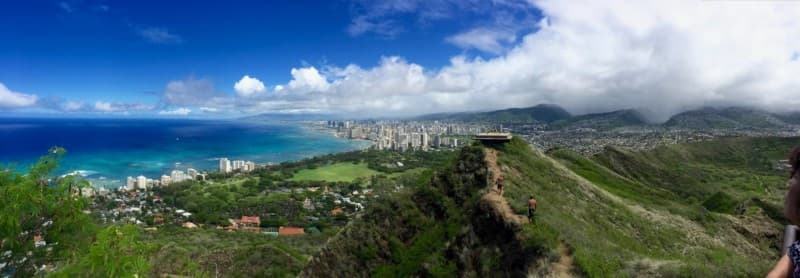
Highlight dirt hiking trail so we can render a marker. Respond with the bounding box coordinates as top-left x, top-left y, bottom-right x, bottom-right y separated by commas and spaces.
483, 148, 575, 277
